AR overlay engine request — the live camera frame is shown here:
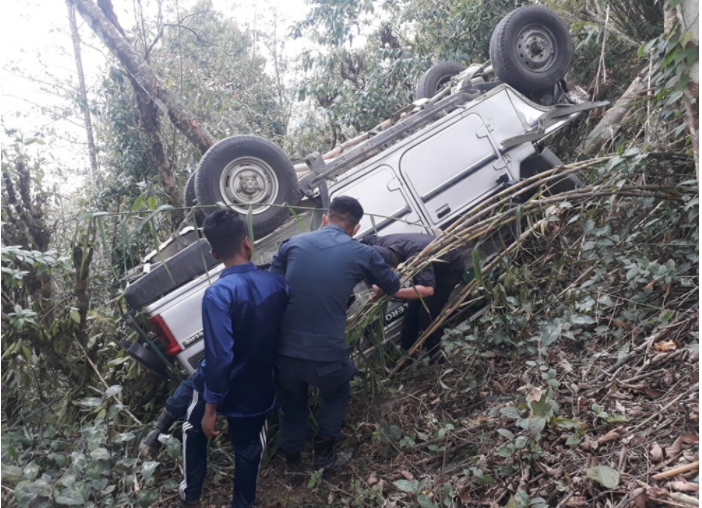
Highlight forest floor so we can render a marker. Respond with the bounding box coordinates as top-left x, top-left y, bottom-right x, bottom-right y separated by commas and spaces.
159, 290, 698, 508
151, 153, 700, 508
